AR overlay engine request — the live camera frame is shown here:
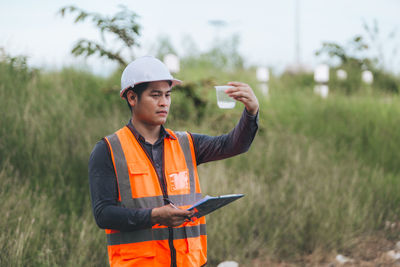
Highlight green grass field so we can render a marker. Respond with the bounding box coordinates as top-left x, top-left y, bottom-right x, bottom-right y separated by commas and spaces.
1, 56, 400, 266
